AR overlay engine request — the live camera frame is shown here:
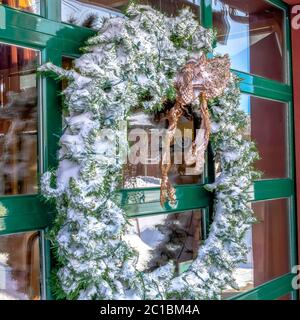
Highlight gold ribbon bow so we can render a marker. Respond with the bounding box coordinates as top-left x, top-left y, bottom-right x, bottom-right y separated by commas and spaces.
160, 54, 231, 206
